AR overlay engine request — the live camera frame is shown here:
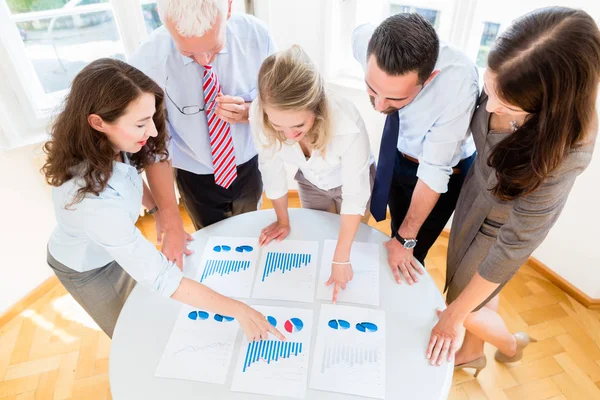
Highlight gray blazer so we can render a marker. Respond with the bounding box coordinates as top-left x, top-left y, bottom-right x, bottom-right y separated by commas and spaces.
445, 93, 596, 308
